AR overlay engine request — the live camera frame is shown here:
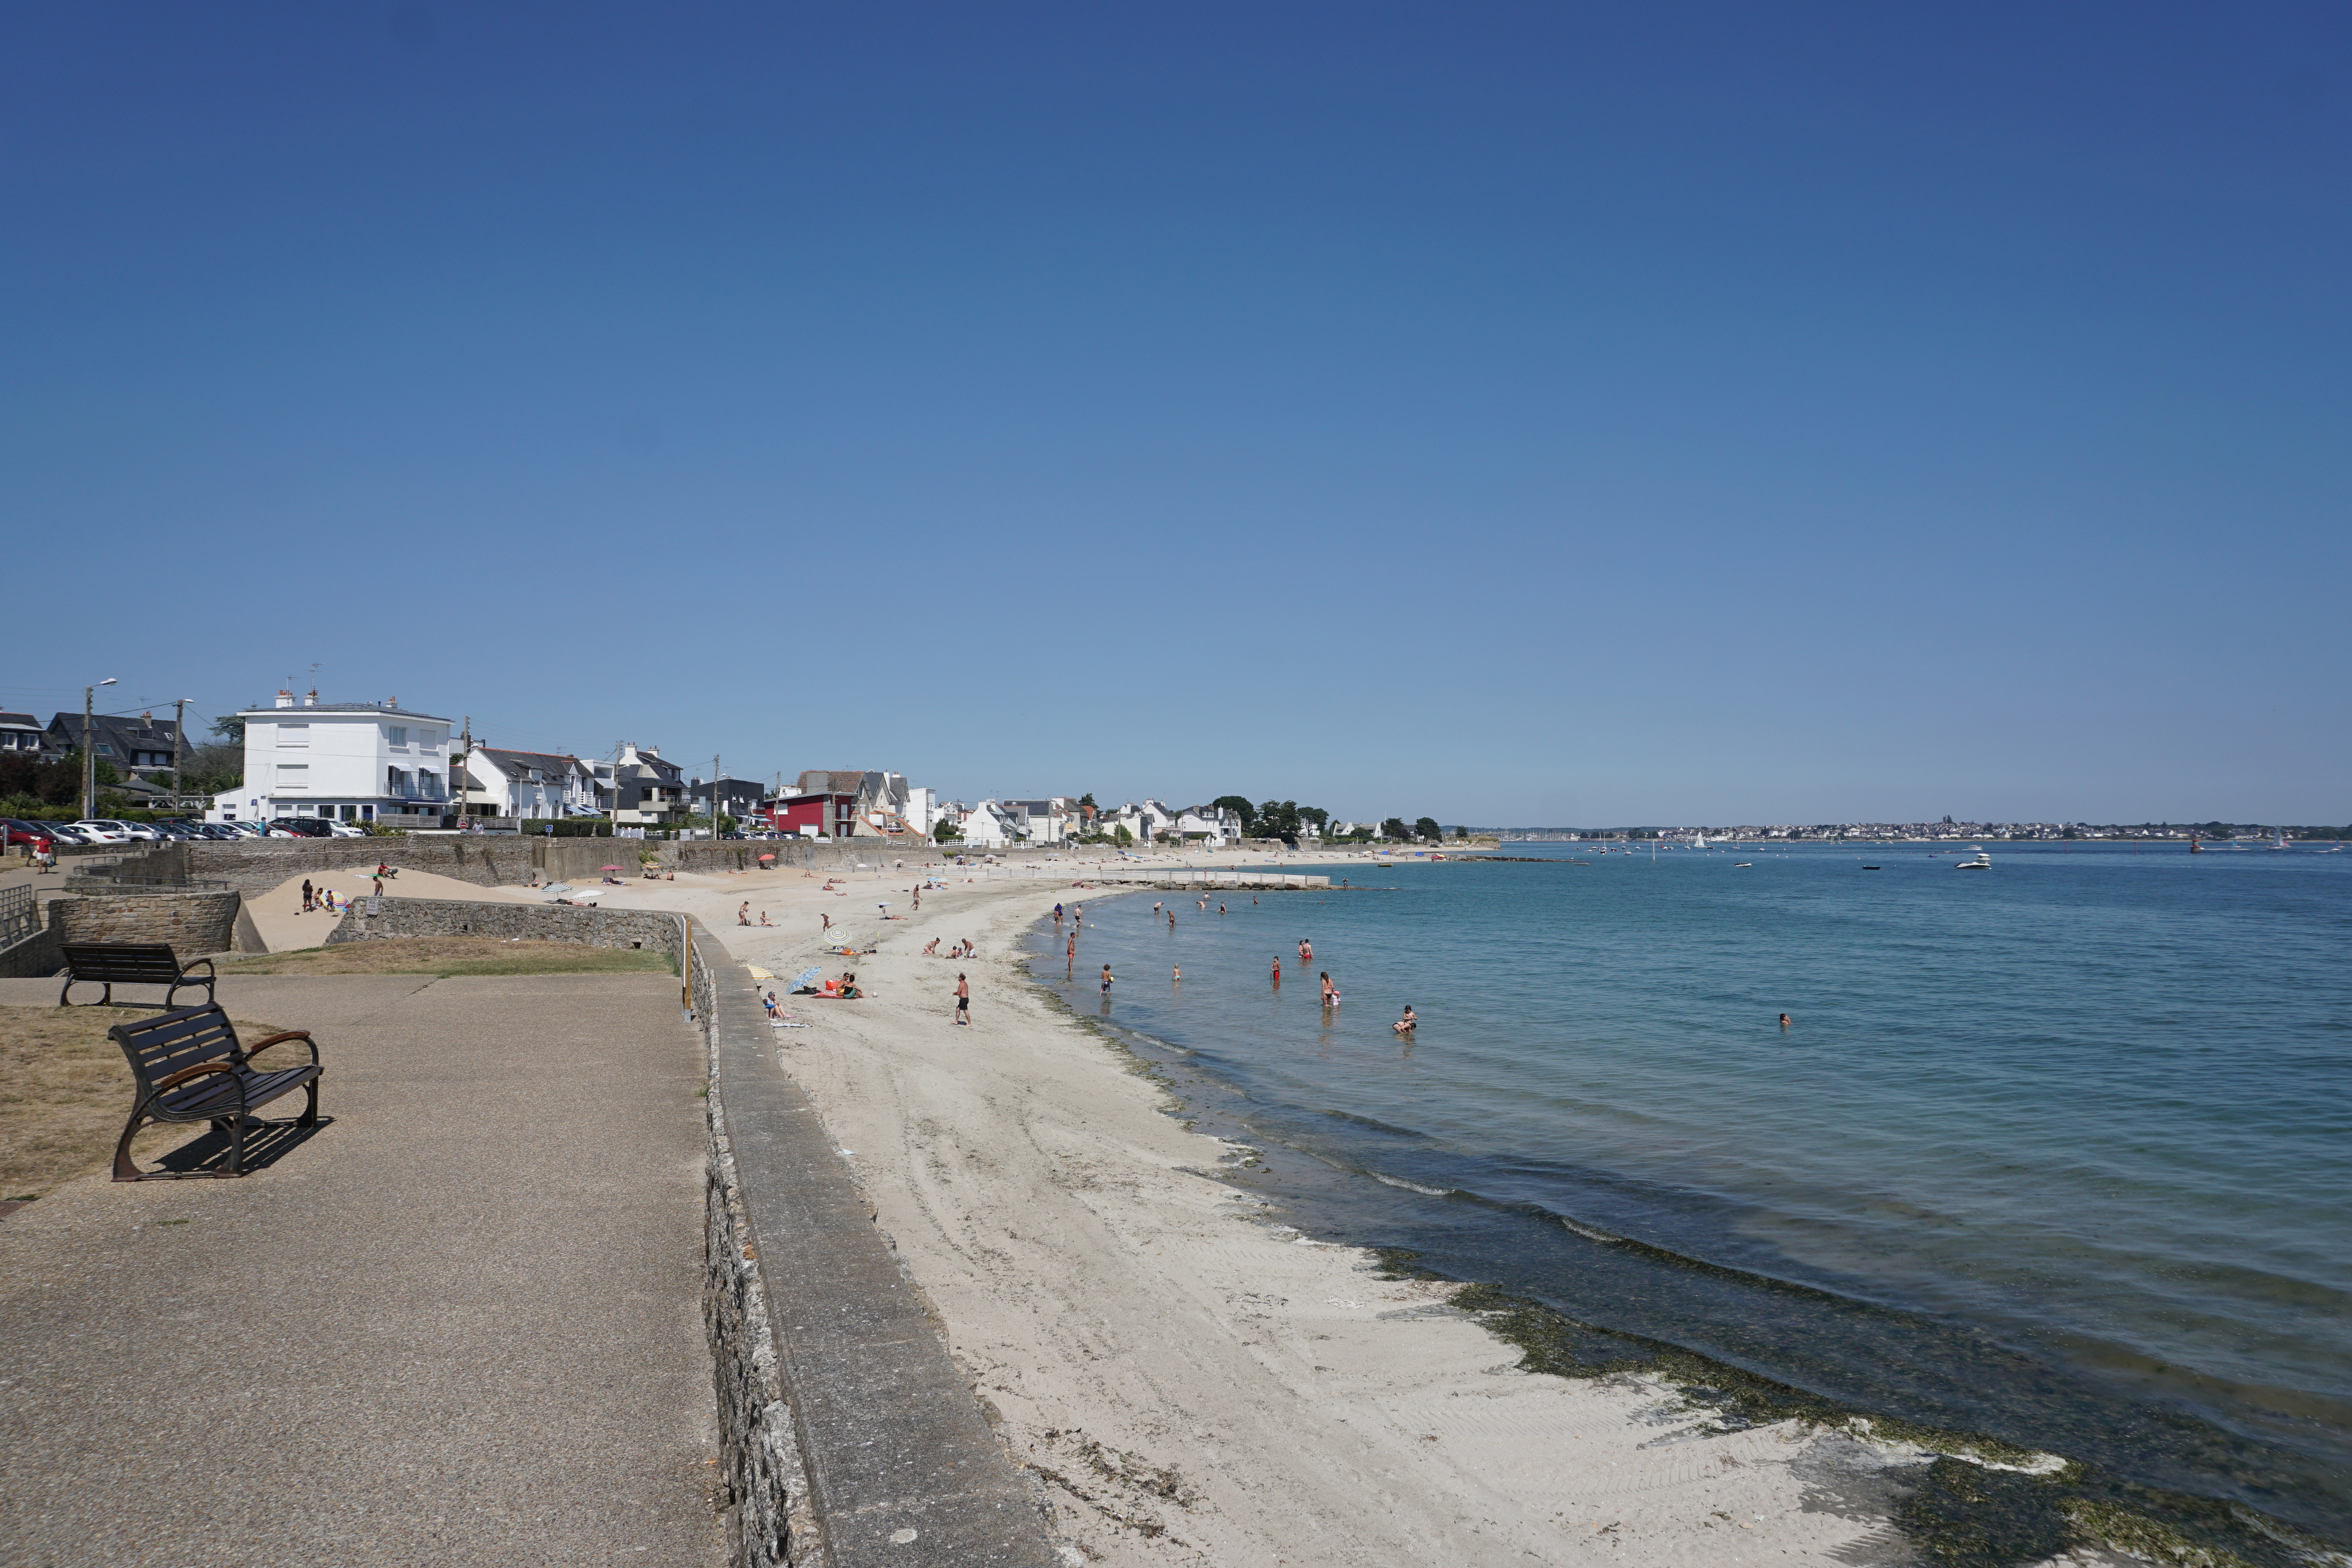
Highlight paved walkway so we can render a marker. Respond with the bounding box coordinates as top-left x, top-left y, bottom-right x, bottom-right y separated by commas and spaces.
0, 972, 723, 1568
